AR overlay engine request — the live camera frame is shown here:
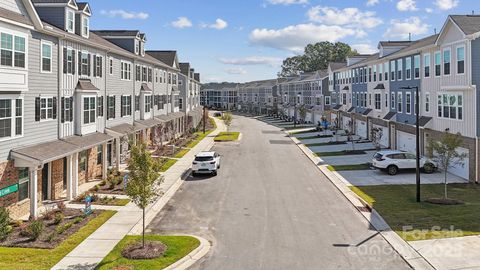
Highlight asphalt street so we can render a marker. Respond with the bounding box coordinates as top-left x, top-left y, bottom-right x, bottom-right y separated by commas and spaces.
147, 114, 411, 270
